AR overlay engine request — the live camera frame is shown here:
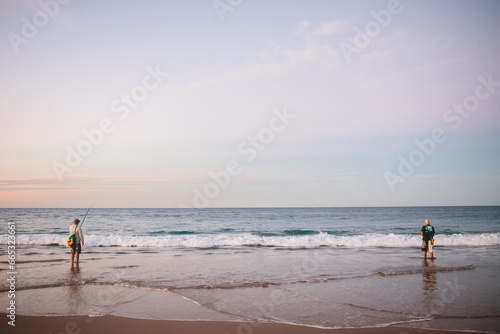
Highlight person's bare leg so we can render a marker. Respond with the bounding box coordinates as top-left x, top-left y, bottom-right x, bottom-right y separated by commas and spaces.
75, 253, 79, 267
423, 251, 427, 259
71, 252, 75, 267
430, 252, 433, 259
